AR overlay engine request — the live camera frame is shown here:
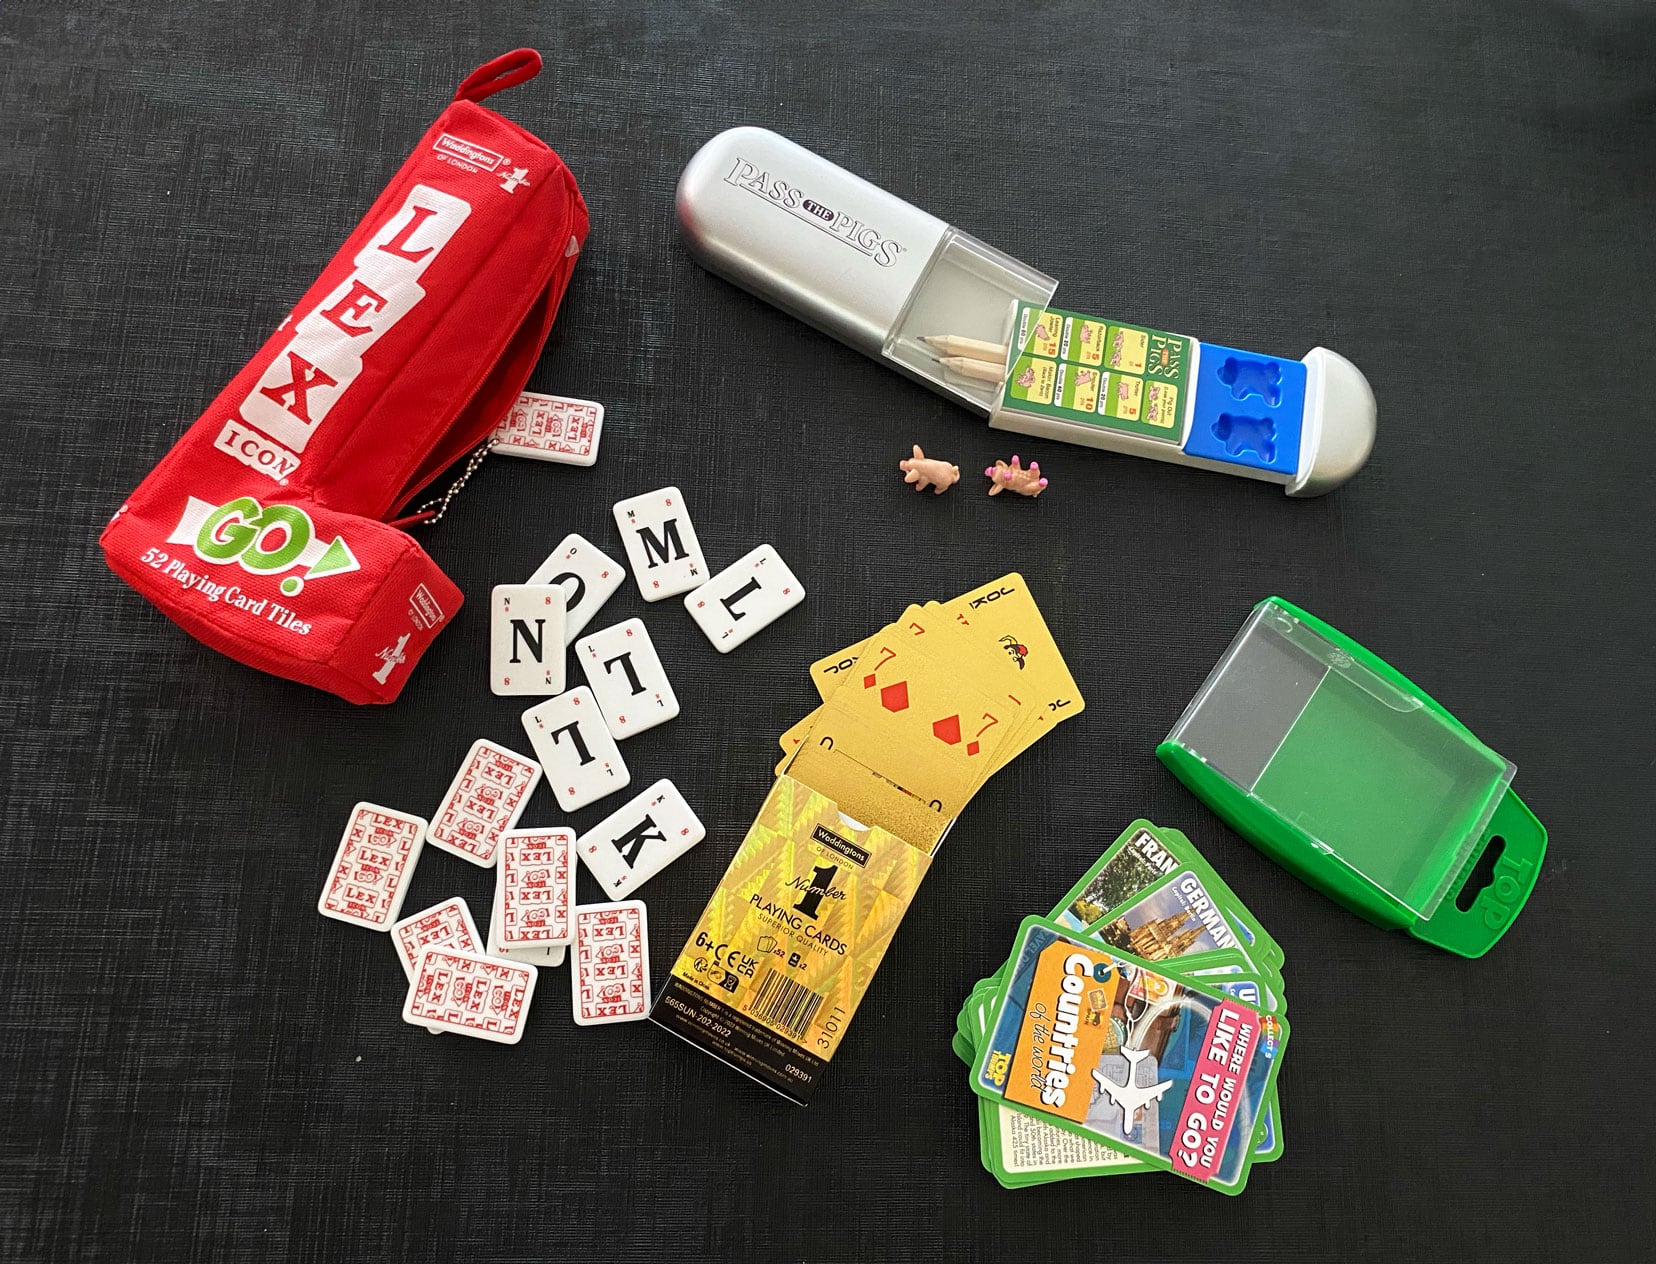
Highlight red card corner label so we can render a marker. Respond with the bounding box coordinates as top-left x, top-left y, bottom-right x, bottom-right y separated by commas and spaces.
1171, 999, 1261, 1182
